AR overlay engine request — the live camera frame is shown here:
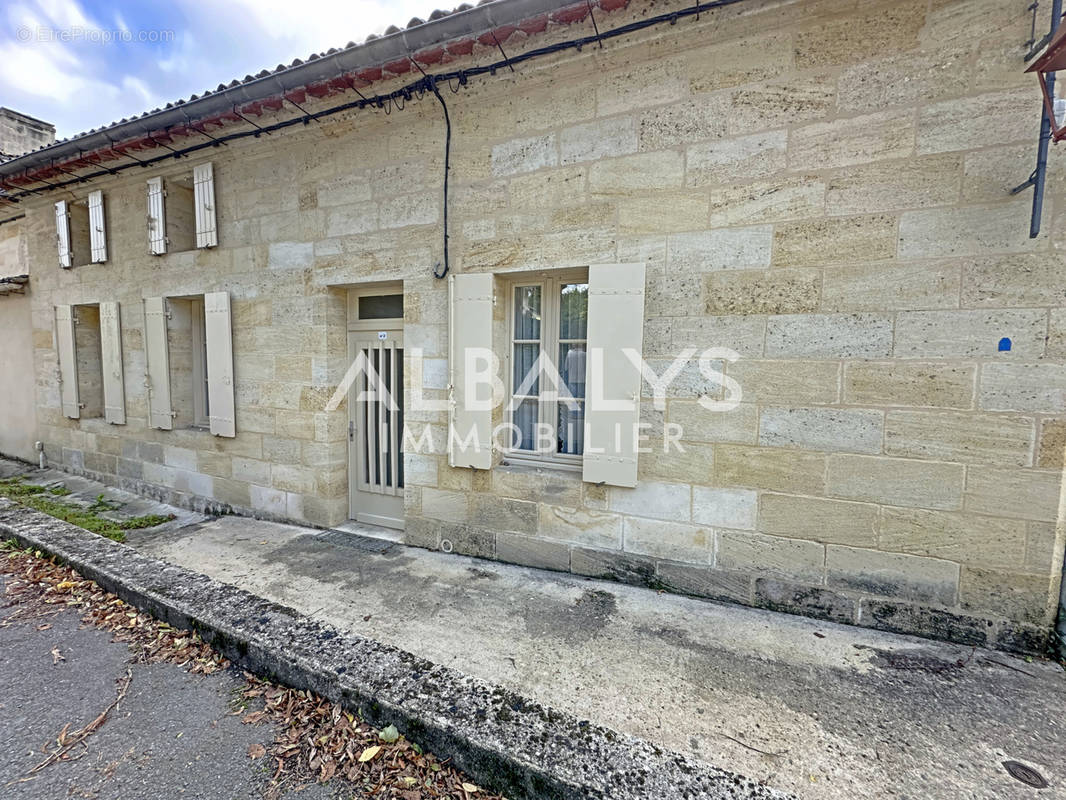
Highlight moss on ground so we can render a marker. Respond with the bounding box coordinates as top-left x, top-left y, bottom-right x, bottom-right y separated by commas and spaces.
0, 477, 173, 542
